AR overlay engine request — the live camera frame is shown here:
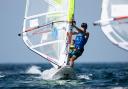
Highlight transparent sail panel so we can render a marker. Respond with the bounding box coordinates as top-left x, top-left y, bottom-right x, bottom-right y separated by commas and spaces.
111, 18, 128, 42
26, 0, 53, 17
34, 42, 62, 59
25, 17, 67, 45
23, 0, 71, 67
110, 0, 128, 42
